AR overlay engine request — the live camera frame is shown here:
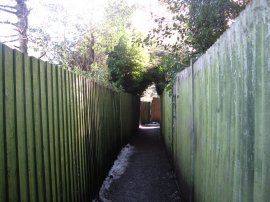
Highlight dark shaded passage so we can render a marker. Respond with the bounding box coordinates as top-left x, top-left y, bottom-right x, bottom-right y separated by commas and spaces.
97, 124, 181, 202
